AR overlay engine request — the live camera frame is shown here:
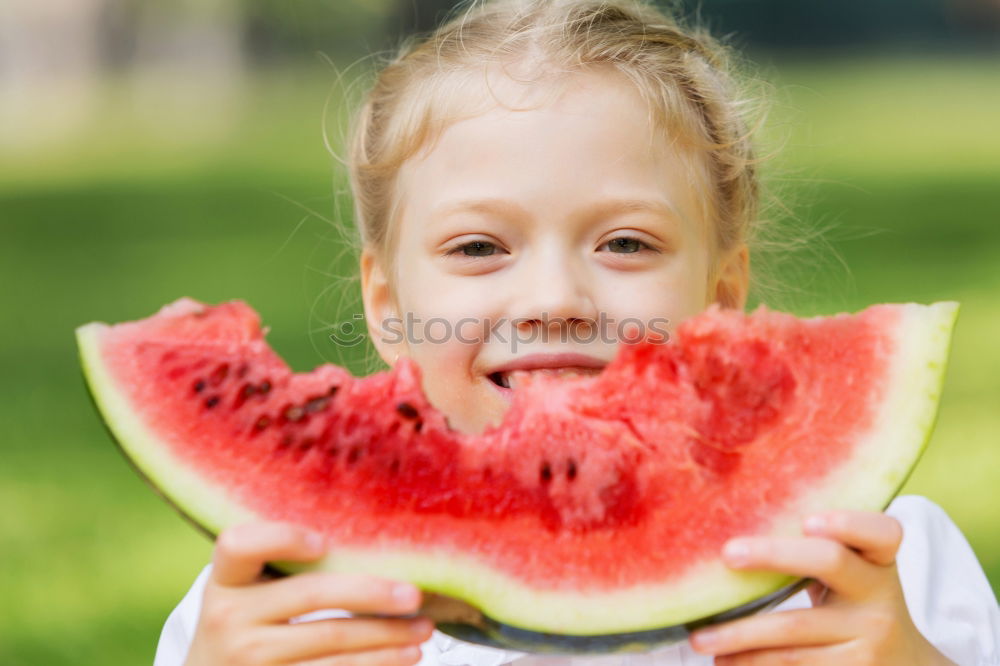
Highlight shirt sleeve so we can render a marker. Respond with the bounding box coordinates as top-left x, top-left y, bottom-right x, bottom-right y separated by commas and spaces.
153, 564, 212, 666
888, 495, 1000, 665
